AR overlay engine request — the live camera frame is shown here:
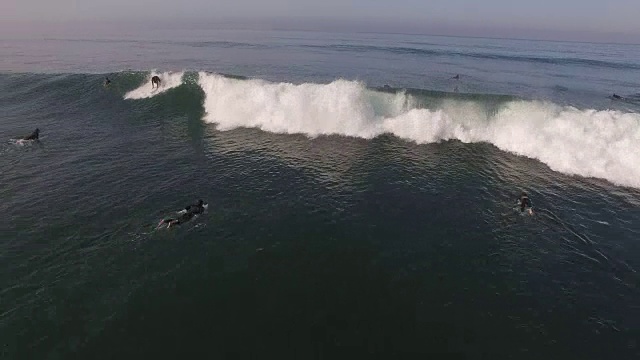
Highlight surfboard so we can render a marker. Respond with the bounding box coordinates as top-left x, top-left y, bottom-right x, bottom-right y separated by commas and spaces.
514, 207, 534, 216
10, 138, 35, 146
514, 202, 534, 216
